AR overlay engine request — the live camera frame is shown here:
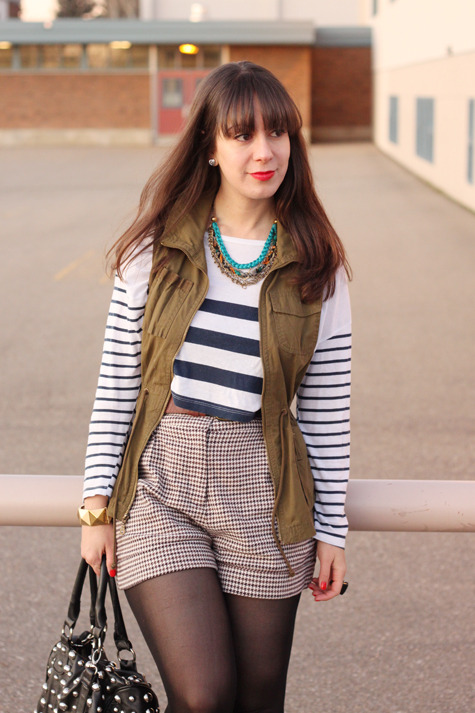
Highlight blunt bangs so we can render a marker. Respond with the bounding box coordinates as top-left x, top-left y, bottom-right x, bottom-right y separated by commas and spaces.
215, 69, 302, 138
